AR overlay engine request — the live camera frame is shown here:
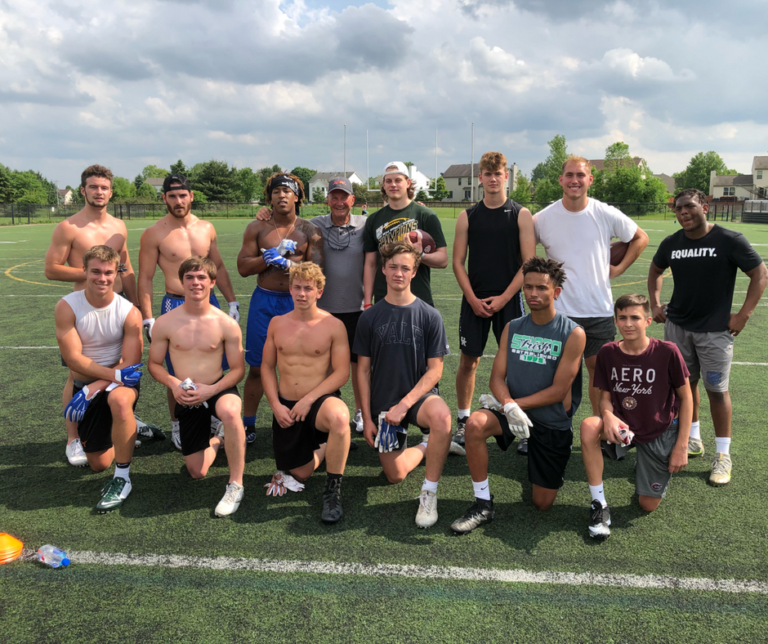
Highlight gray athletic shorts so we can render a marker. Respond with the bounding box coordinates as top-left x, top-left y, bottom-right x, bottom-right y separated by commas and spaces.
604, 420, 679, 499
664, 320, 733, 392
568, 316, 615, 358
